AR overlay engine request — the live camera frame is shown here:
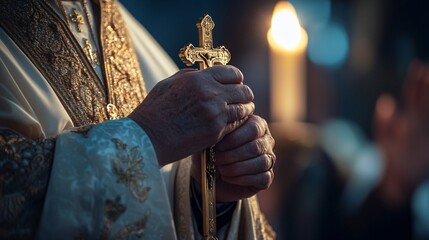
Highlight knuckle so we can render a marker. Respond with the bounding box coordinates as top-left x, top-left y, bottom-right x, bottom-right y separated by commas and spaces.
233, 66, 244, 82
202, 103, 220, 120
259, 172, 272, 189
243, 85, 254, 101
261, 117, 268, 129
257, 138, 267, 153
230, 104, 243, 121
198, 88, 219, 102
249, 119, 263, 139
248, 139, 264, 155
263, 154, 271, 171
236, 104, 244, 118
230, 119, 240, 129
270, 135, 276, 148
271, 153, 277, 164
264, 133, 275, 148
